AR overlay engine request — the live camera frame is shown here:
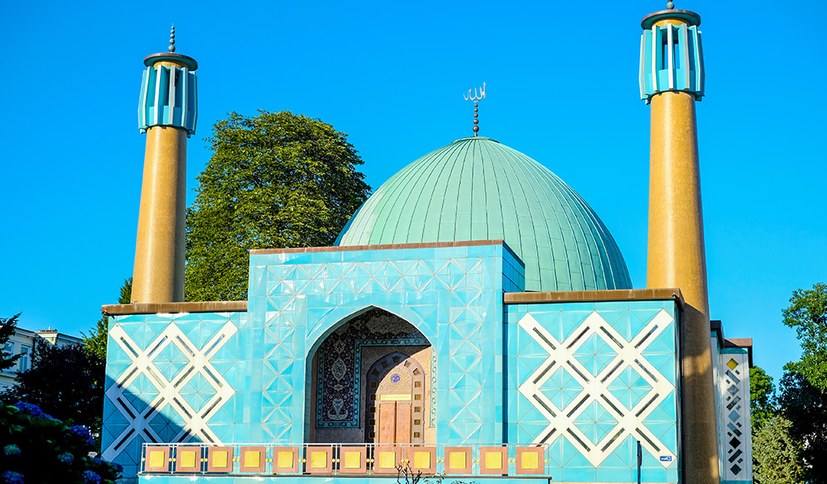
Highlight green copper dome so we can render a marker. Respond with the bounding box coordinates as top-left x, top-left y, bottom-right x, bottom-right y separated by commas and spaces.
335, 137, 632, 292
